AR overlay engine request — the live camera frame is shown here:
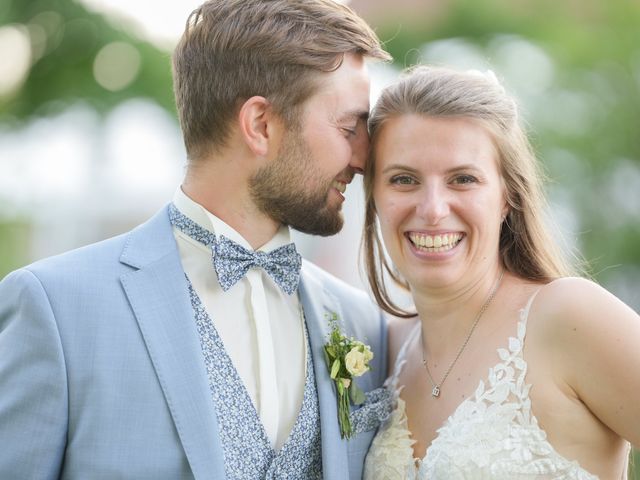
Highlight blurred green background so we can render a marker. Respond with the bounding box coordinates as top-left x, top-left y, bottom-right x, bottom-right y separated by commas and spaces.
1, 0, 639, 473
